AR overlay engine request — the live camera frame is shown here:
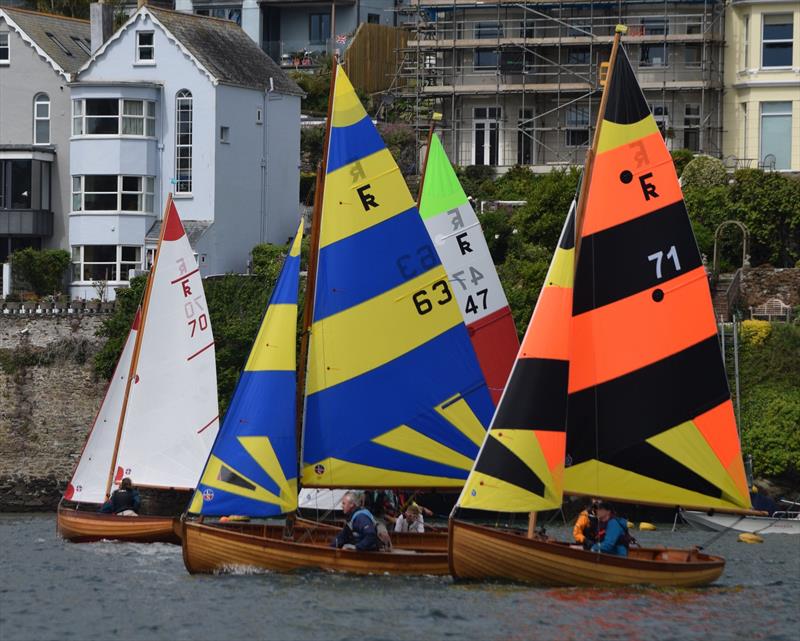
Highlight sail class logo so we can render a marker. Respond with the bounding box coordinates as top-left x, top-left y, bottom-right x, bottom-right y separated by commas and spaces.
314, 465, 325, 476
202, 488, 214, 501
